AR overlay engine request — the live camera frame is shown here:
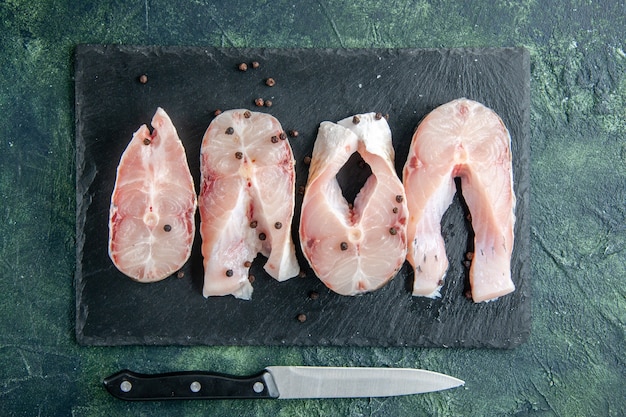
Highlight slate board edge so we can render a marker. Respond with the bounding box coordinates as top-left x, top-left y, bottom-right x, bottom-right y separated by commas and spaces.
74, 45, 531, 349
